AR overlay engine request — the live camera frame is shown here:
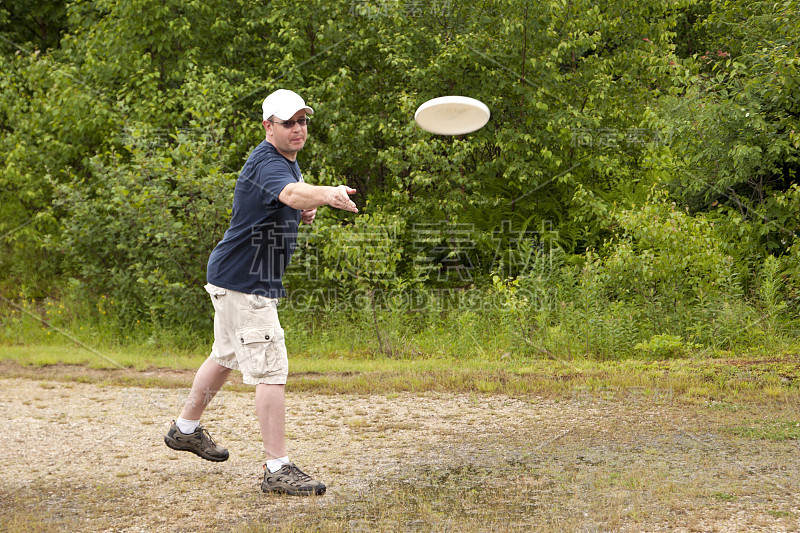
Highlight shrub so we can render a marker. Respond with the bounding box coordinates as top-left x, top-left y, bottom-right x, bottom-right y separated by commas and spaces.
51, 132, 234, 331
